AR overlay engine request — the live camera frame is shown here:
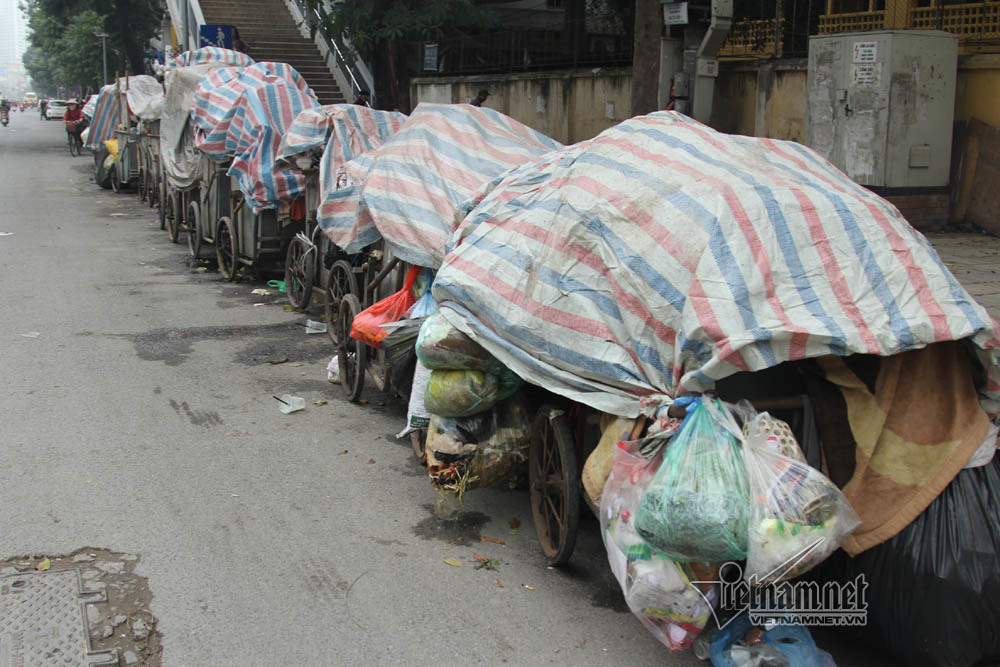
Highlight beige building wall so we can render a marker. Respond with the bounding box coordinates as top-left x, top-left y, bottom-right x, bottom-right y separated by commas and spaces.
411, 69, 632, 144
